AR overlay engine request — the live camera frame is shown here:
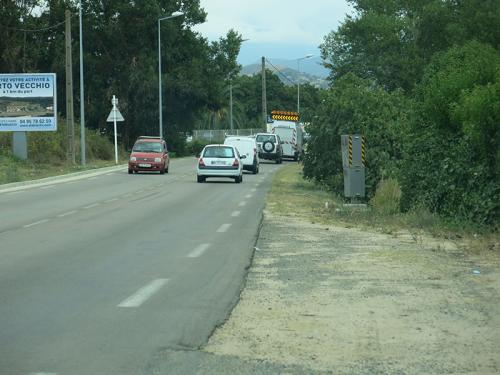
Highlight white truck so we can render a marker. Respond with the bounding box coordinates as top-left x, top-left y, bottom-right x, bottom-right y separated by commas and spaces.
267, 110, 304, 161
